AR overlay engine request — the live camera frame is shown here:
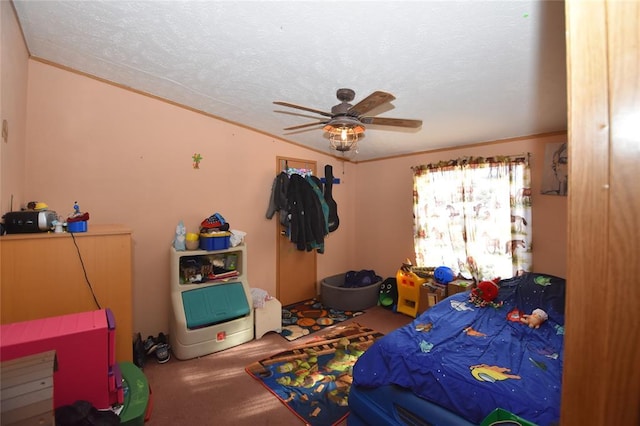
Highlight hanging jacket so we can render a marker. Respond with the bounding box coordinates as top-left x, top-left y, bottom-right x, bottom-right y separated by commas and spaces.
265, 172, 290, 227
288, 173, 327, 253
305, 175, 329, 253
307, 175, 329, 234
